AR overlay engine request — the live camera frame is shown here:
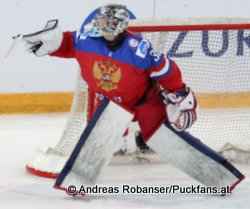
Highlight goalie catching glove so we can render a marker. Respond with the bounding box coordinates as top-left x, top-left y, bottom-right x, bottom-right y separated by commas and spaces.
160, 86, 197, 132
22, 19, 63, 57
